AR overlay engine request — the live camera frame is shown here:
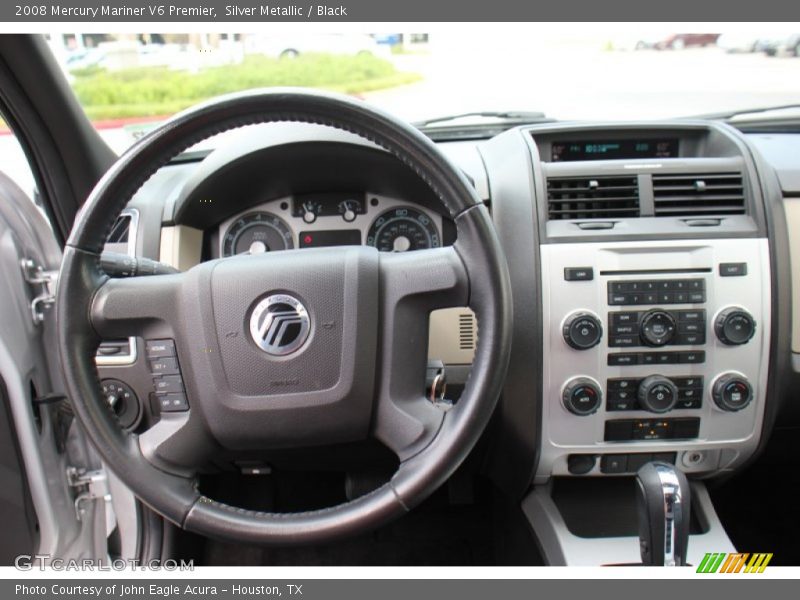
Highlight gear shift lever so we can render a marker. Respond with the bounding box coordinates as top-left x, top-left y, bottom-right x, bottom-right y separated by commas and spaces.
635, 461, 691, 566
